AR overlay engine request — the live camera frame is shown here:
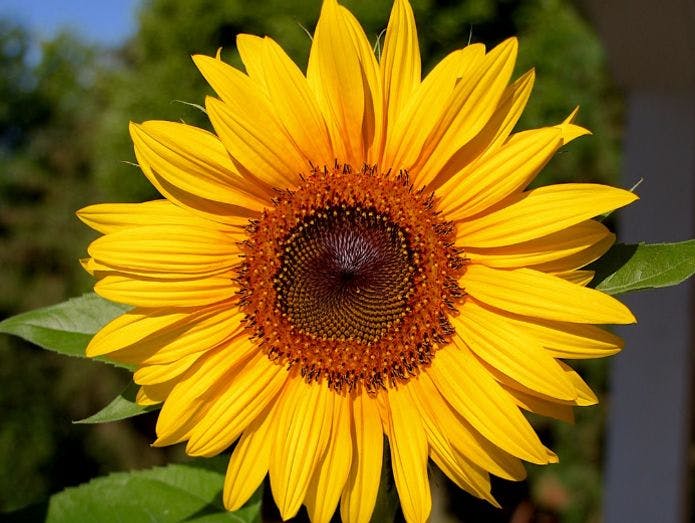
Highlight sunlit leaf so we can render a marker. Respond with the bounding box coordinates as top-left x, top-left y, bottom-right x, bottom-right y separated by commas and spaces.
590, 240, 695, 295
0, 293, 130, 368
6, 458, 261, 523
75, 381, 159, 424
